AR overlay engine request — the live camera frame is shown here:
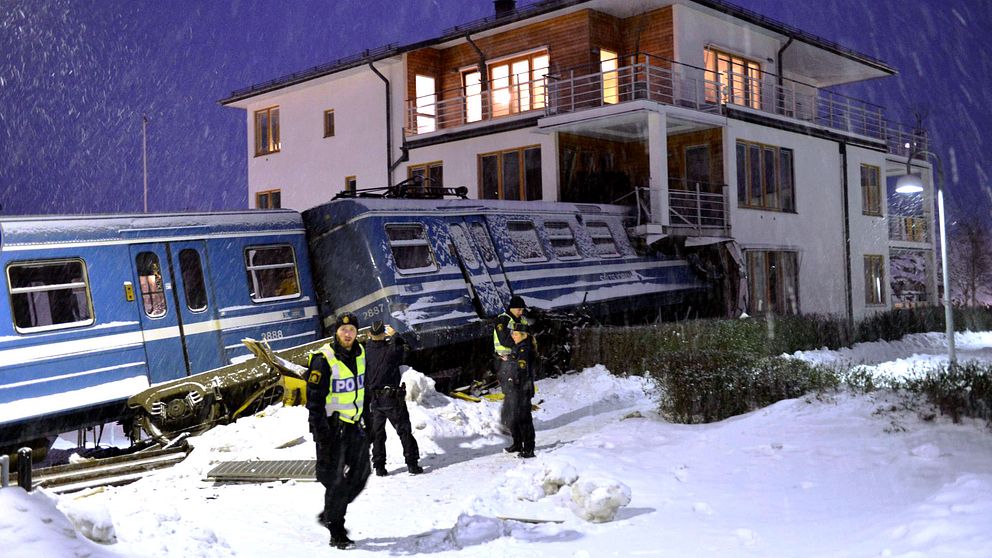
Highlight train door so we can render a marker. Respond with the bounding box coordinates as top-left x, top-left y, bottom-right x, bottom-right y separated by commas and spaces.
449, 218, 511, 317
166, 241, 225, 373
130, 242, 224, 384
